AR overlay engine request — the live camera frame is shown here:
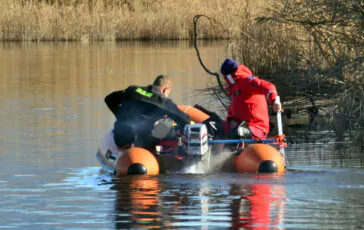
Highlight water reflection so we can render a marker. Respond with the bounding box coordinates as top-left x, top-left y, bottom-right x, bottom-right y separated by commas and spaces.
106, 174, 288, 229
110, 176, 161, 229
104, 171, 364, 229
230, 175, 286, 229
